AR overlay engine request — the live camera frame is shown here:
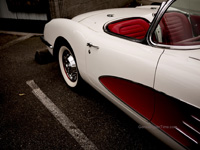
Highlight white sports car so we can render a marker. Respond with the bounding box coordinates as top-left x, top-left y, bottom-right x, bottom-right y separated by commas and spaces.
42, 0, 200, 149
